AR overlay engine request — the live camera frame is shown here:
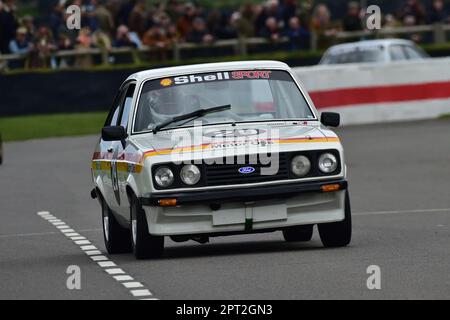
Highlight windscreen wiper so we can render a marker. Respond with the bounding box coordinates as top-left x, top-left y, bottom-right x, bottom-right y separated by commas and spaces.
152, 104, 231, 134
